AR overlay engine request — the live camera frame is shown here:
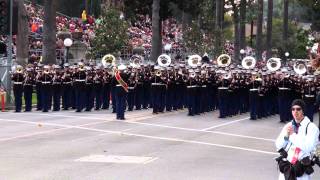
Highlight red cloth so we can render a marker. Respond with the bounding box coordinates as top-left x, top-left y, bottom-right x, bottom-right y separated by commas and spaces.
31, 23, 38, 33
